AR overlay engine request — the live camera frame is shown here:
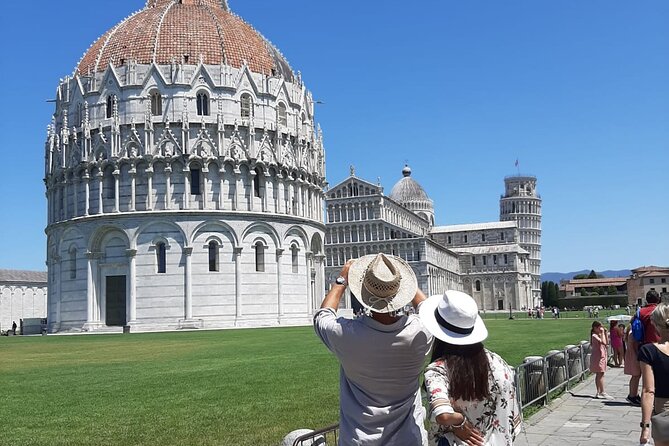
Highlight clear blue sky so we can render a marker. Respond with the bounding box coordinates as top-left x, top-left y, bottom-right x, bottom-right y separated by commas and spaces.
0, 0, 667, 273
